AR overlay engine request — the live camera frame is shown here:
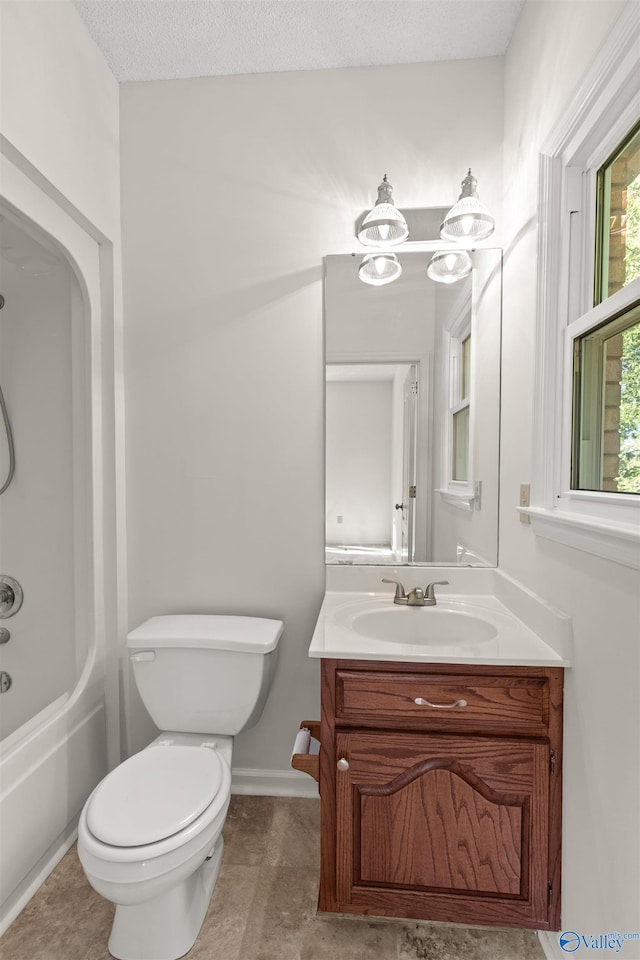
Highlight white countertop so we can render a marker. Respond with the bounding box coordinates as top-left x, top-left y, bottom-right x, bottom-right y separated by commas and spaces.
309, 590, 570, 667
